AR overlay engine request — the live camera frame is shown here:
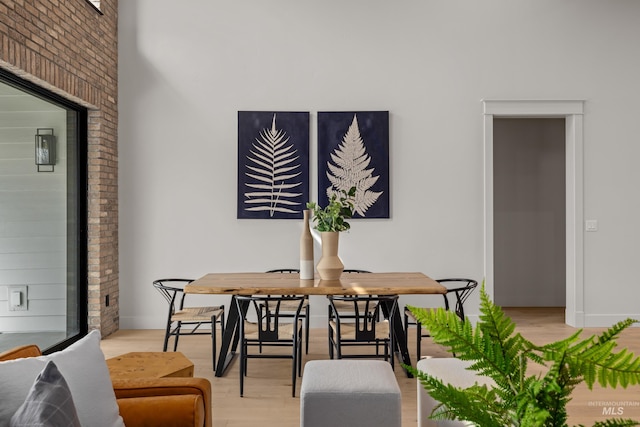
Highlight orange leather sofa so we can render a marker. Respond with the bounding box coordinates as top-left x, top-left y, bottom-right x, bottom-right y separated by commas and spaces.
0, 345, 212, 427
